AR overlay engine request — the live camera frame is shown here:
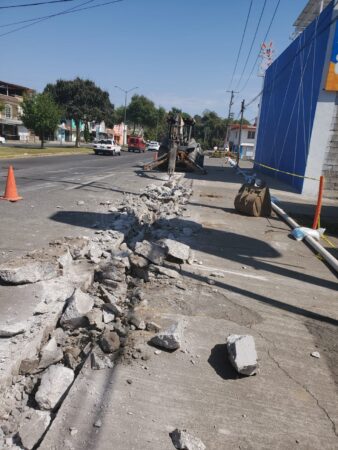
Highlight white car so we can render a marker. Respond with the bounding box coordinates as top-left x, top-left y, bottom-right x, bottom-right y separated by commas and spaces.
147, 141, 160, 151
0, 136, 5, 144
93, 139, 121, 156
